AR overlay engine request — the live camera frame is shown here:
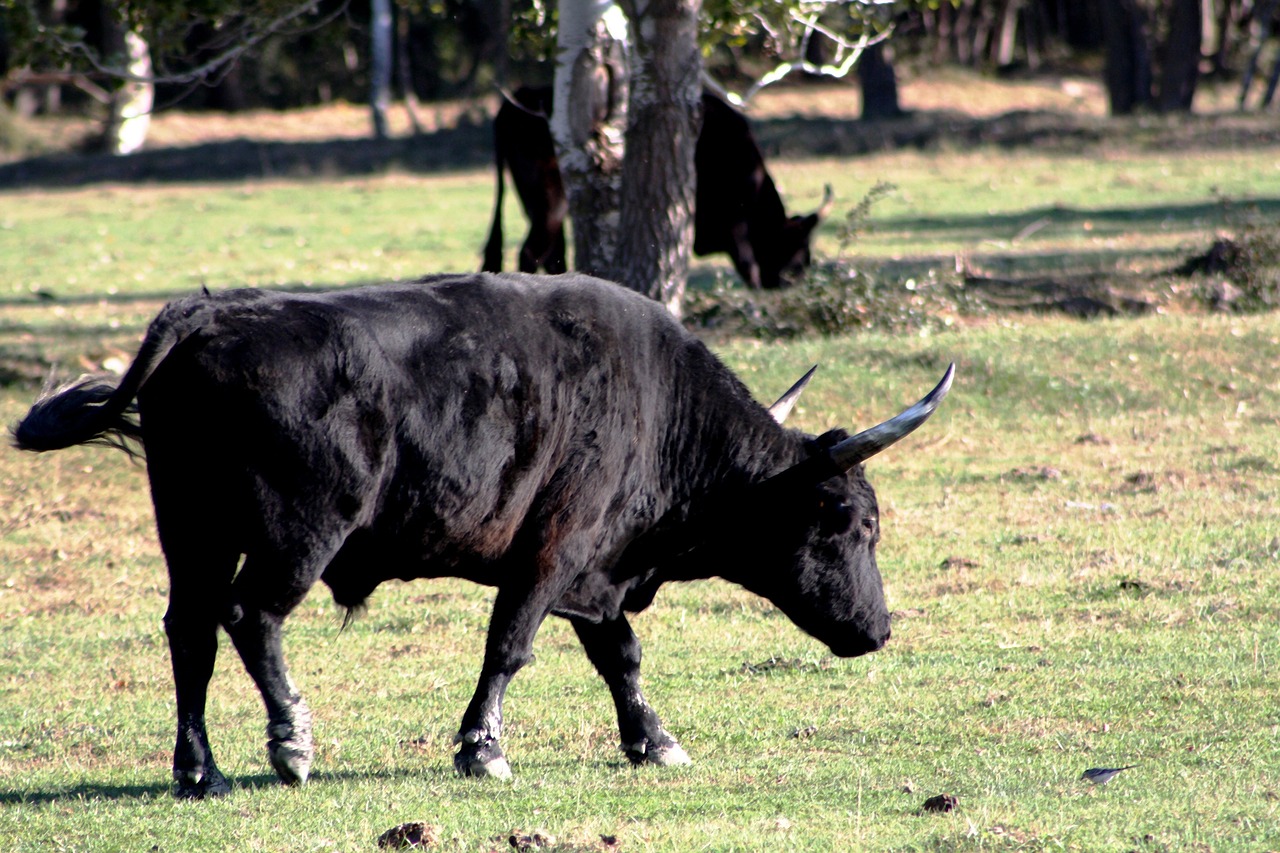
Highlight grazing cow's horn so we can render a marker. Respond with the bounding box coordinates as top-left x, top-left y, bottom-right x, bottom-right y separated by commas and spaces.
815, 184, 835, 220
829, 363, 955, 470
767, 365, 818, 424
